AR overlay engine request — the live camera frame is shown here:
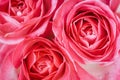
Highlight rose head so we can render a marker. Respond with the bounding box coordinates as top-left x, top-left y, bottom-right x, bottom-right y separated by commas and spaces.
12, 37, 95, 80
0, 0, 64, 44
53, 0, 120, 63
13, 37, 65, 80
